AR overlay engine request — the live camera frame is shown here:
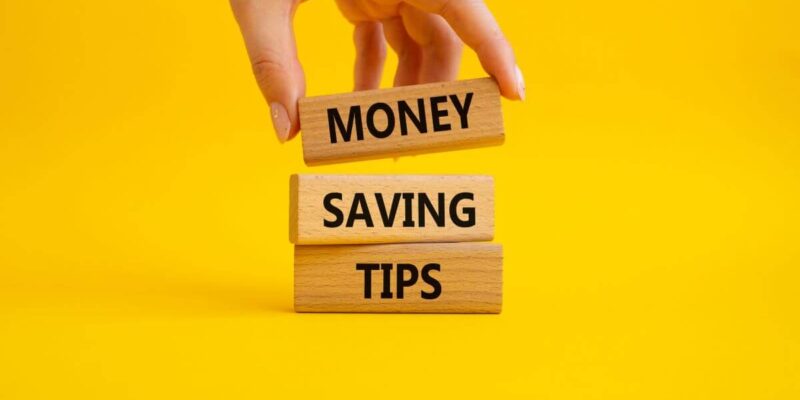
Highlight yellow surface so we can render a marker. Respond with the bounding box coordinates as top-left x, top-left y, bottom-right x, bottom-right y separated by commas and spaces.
1, 0, 798, 398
